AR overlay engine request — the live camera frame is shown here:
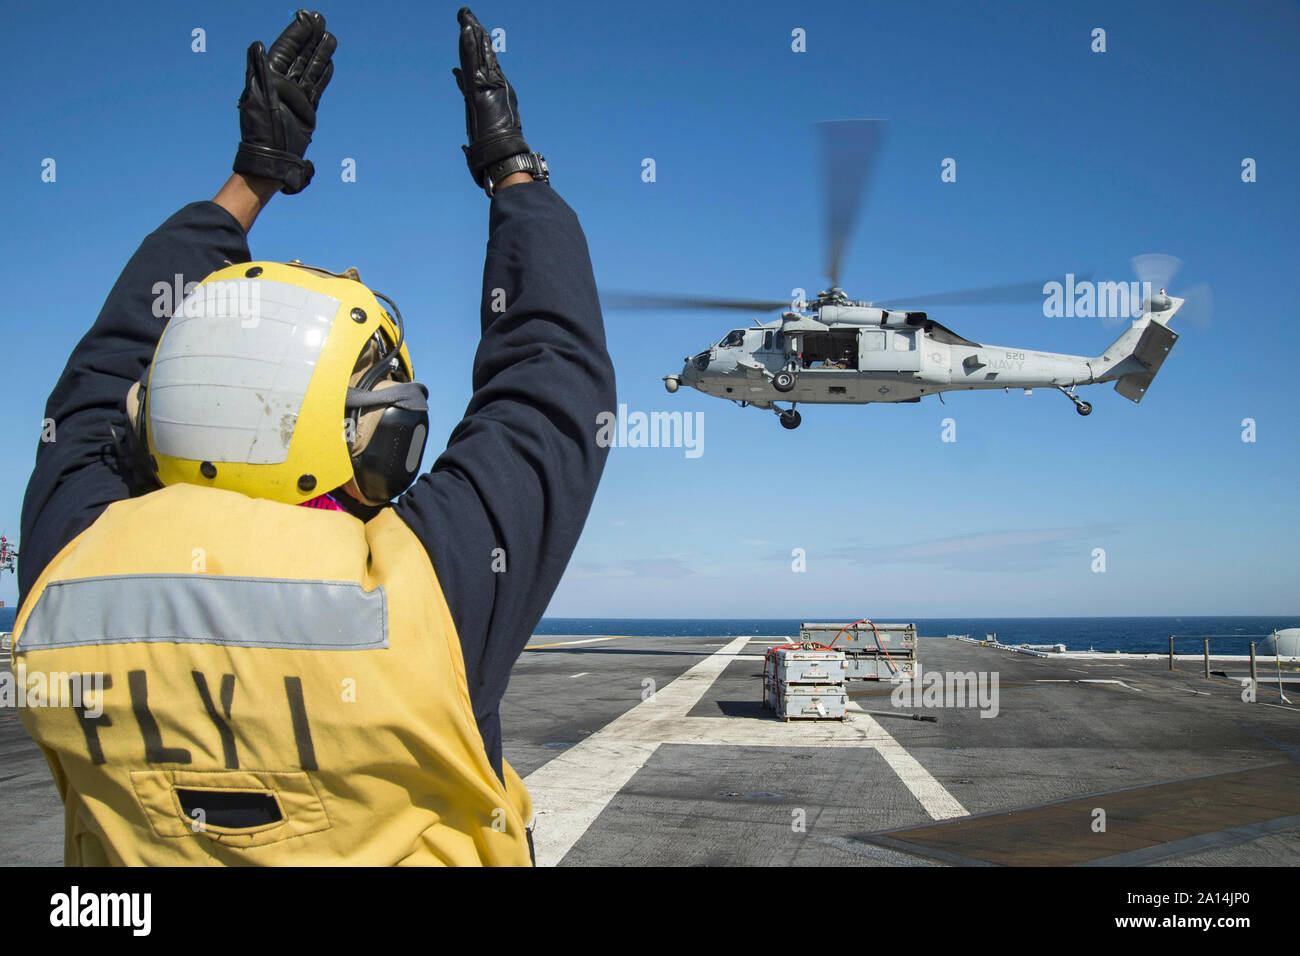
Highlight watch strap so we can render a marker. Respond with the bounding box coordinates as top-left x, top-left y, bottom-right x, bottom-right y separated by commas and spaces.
485, 152, 548, 197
